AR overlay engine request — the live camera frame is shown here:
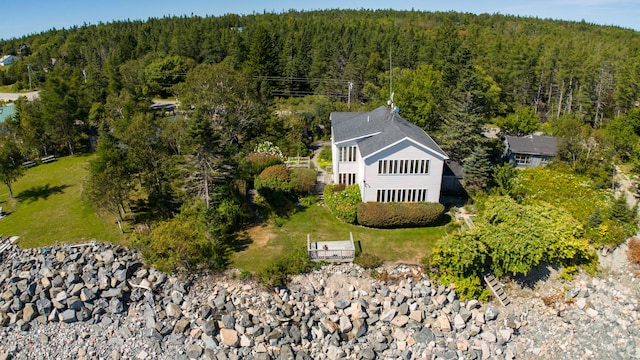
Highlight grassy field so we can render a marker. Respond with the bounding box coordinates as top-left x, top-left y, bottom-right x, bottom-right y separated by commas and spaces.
0, 155, 125, 248
232, 203, 448, 272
